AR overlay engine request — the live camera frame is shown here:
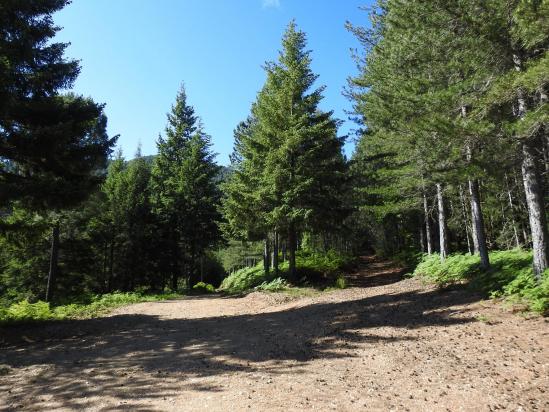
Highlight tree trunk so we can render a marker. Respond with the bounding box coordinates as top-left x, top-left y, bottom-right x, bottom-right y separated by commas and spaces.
272, 230, 279, 276
200, 255, 204, 283
288, 223, 297, 281
108, 236, 115, 292
171, 272, 178, 292
505, 174, 521, 248
102, 240, 108, 293
423, 190, 433, 255
436, 183, 448, 261
469, 179, 490, 269
515, 52, 549, 279
458, 185, 473, 255
263, 237, 271, 276
521, 141, 549, 279
45, 220, 60, 303
419, 222, 426, 253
